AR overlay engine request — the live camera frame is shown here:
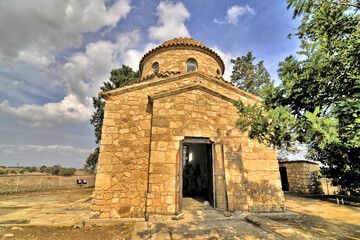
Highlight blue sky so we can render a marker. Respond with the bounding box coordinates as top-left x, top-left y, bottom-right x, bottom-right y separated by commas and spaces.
0, 0, 305, 168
